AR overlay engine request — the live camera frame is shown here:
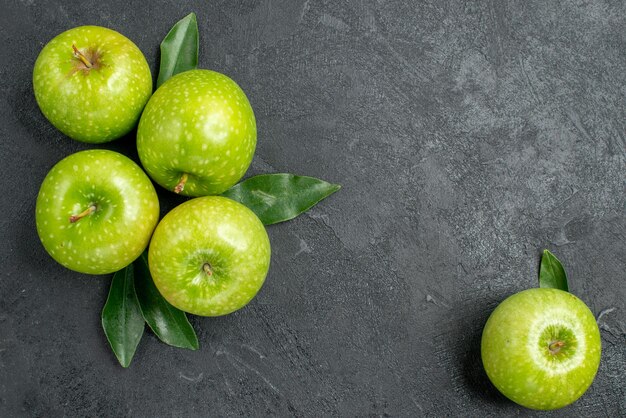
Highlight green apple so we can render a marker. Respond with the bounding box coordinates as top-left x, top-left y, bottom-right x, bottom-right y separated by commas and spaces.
137, 69, 256, 196
33, 25, 152, 143
36, 150, 160, 274
481, 288, 601, 410
148, 196, 270, 316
